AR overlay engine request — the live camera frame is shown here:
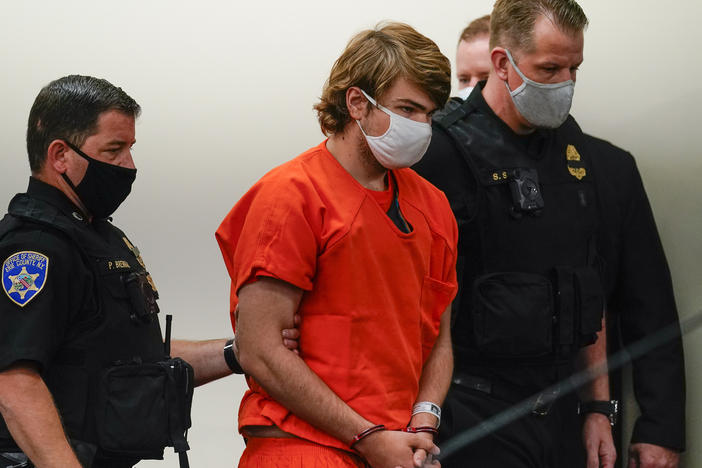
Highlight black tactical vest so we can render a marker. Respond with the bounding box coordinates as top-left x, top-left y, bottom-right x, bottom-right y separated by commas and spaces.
0, 194, 192, 466
434, 97, 605, 367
